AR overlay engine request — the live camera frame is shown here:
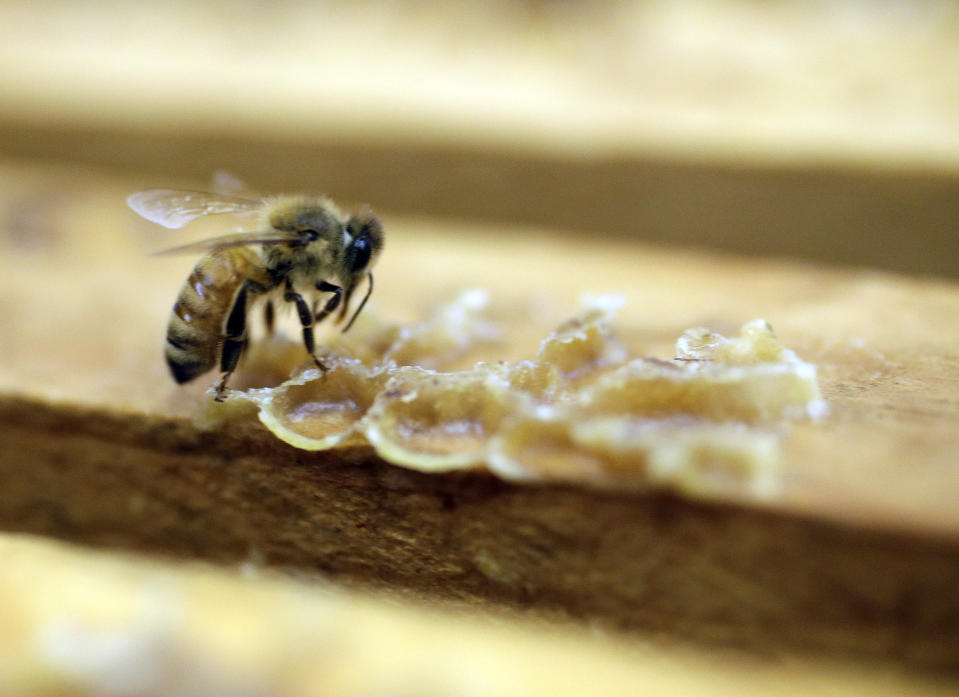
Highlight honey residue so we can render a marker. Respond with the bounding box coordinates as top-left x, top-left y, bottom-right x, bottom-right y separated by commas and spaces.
207, 293, 826, 499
